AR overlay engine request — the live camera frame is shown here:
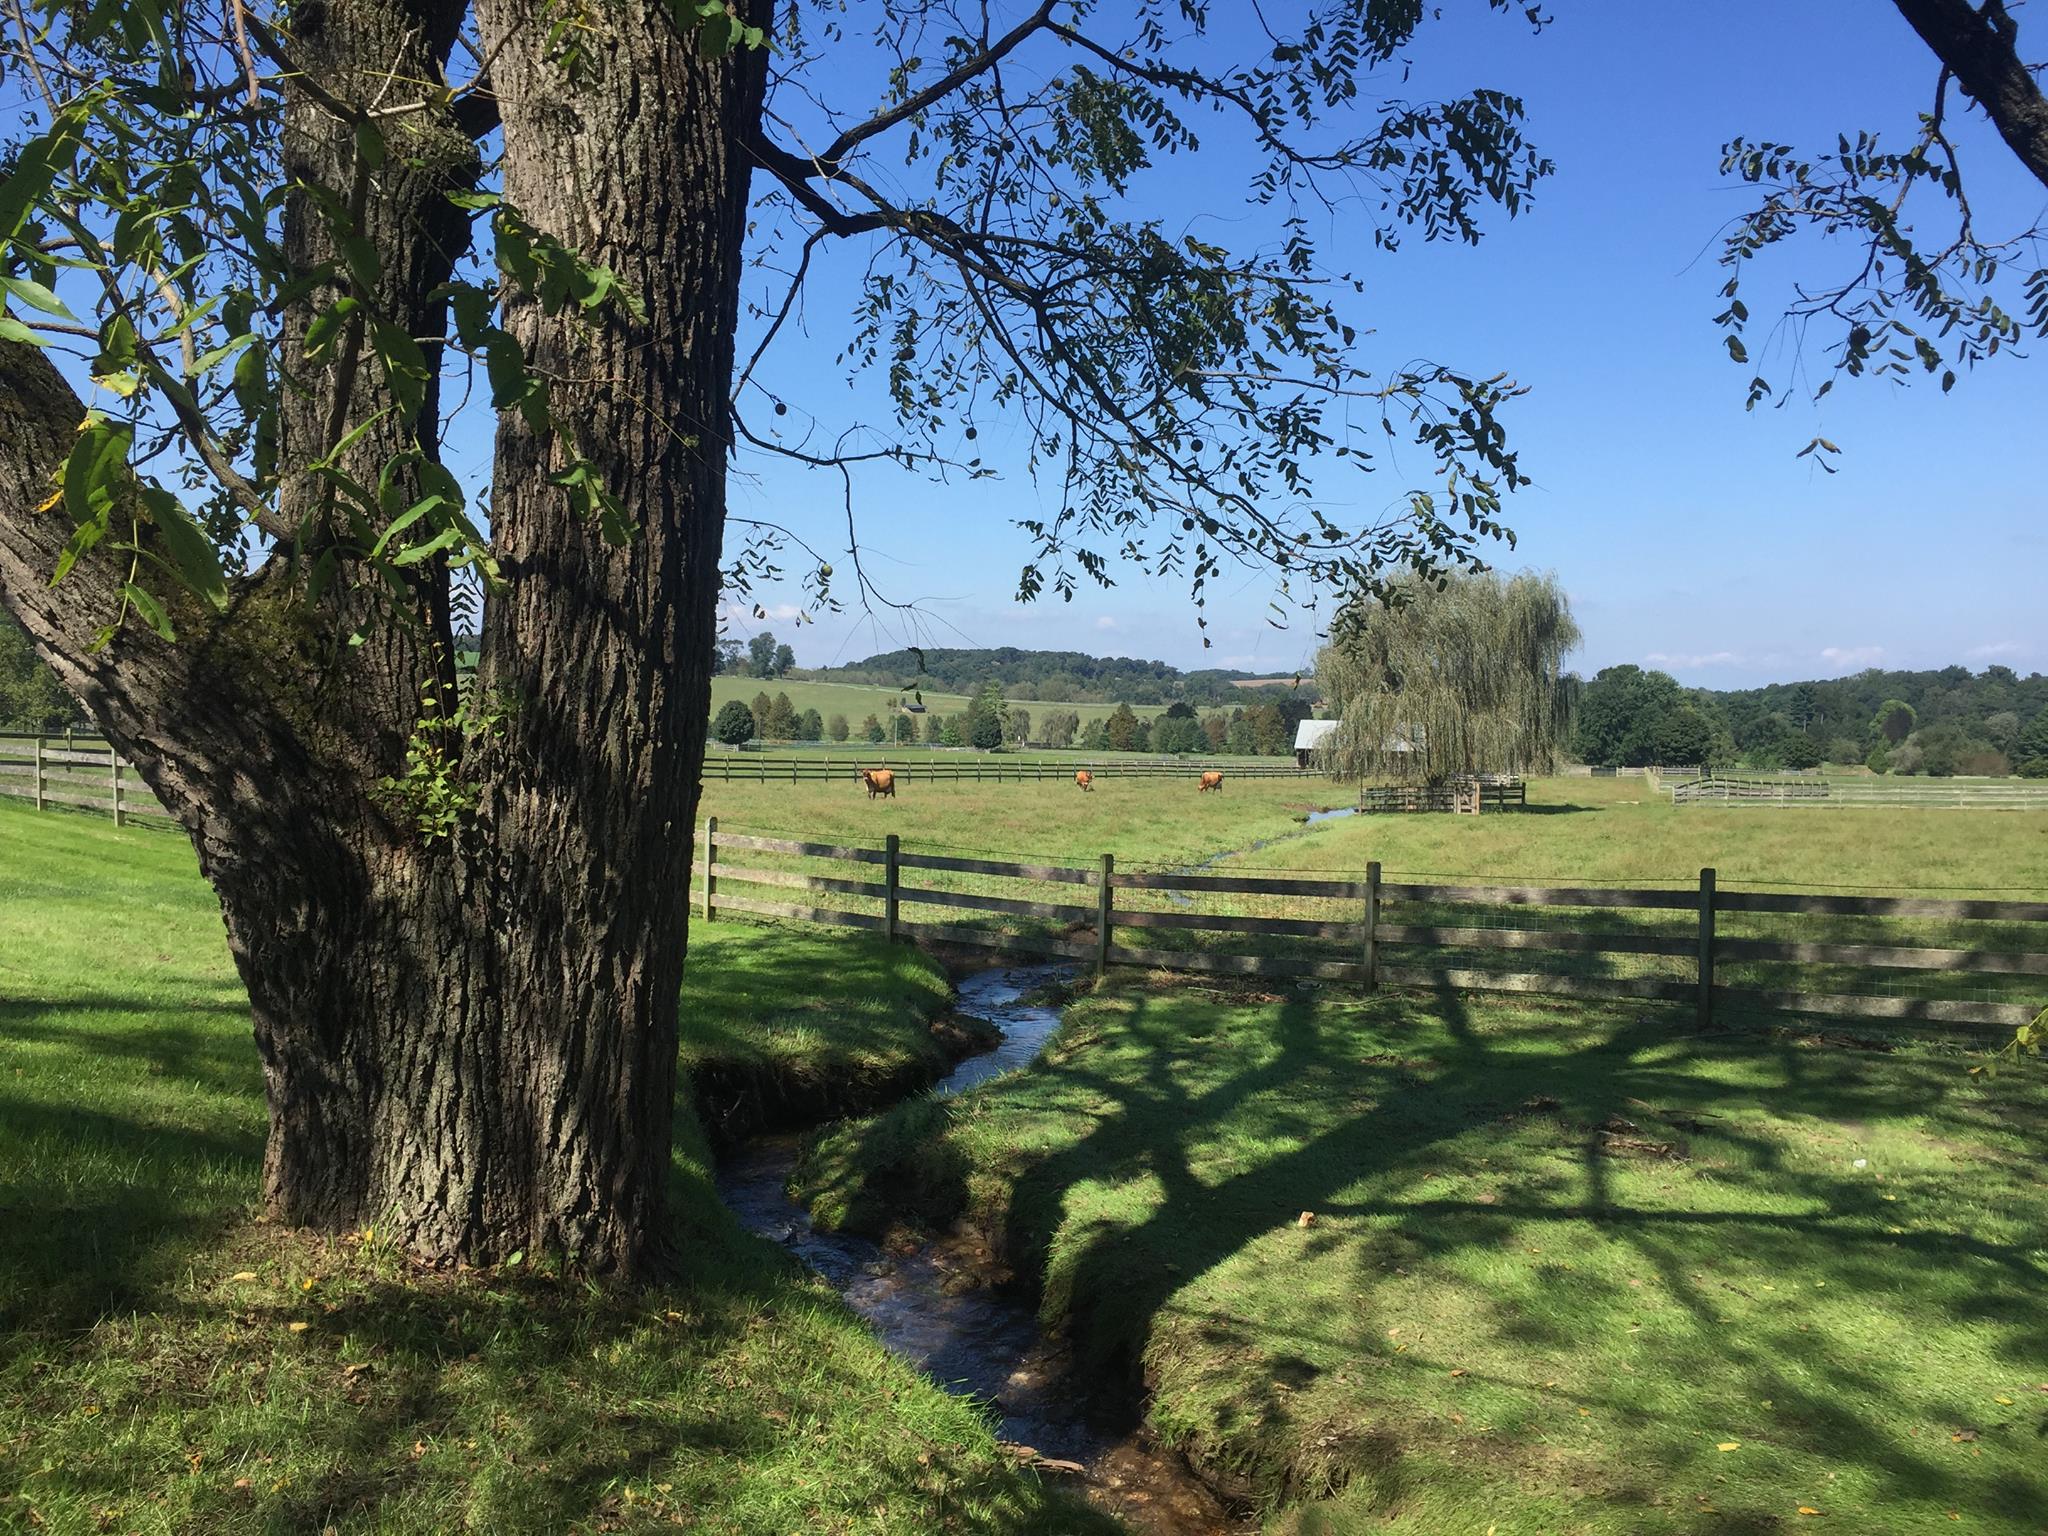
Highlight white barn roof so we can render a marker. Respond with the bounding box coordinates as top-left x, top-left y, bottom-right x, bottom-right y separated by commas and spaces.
1293, 719, 1341, 751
